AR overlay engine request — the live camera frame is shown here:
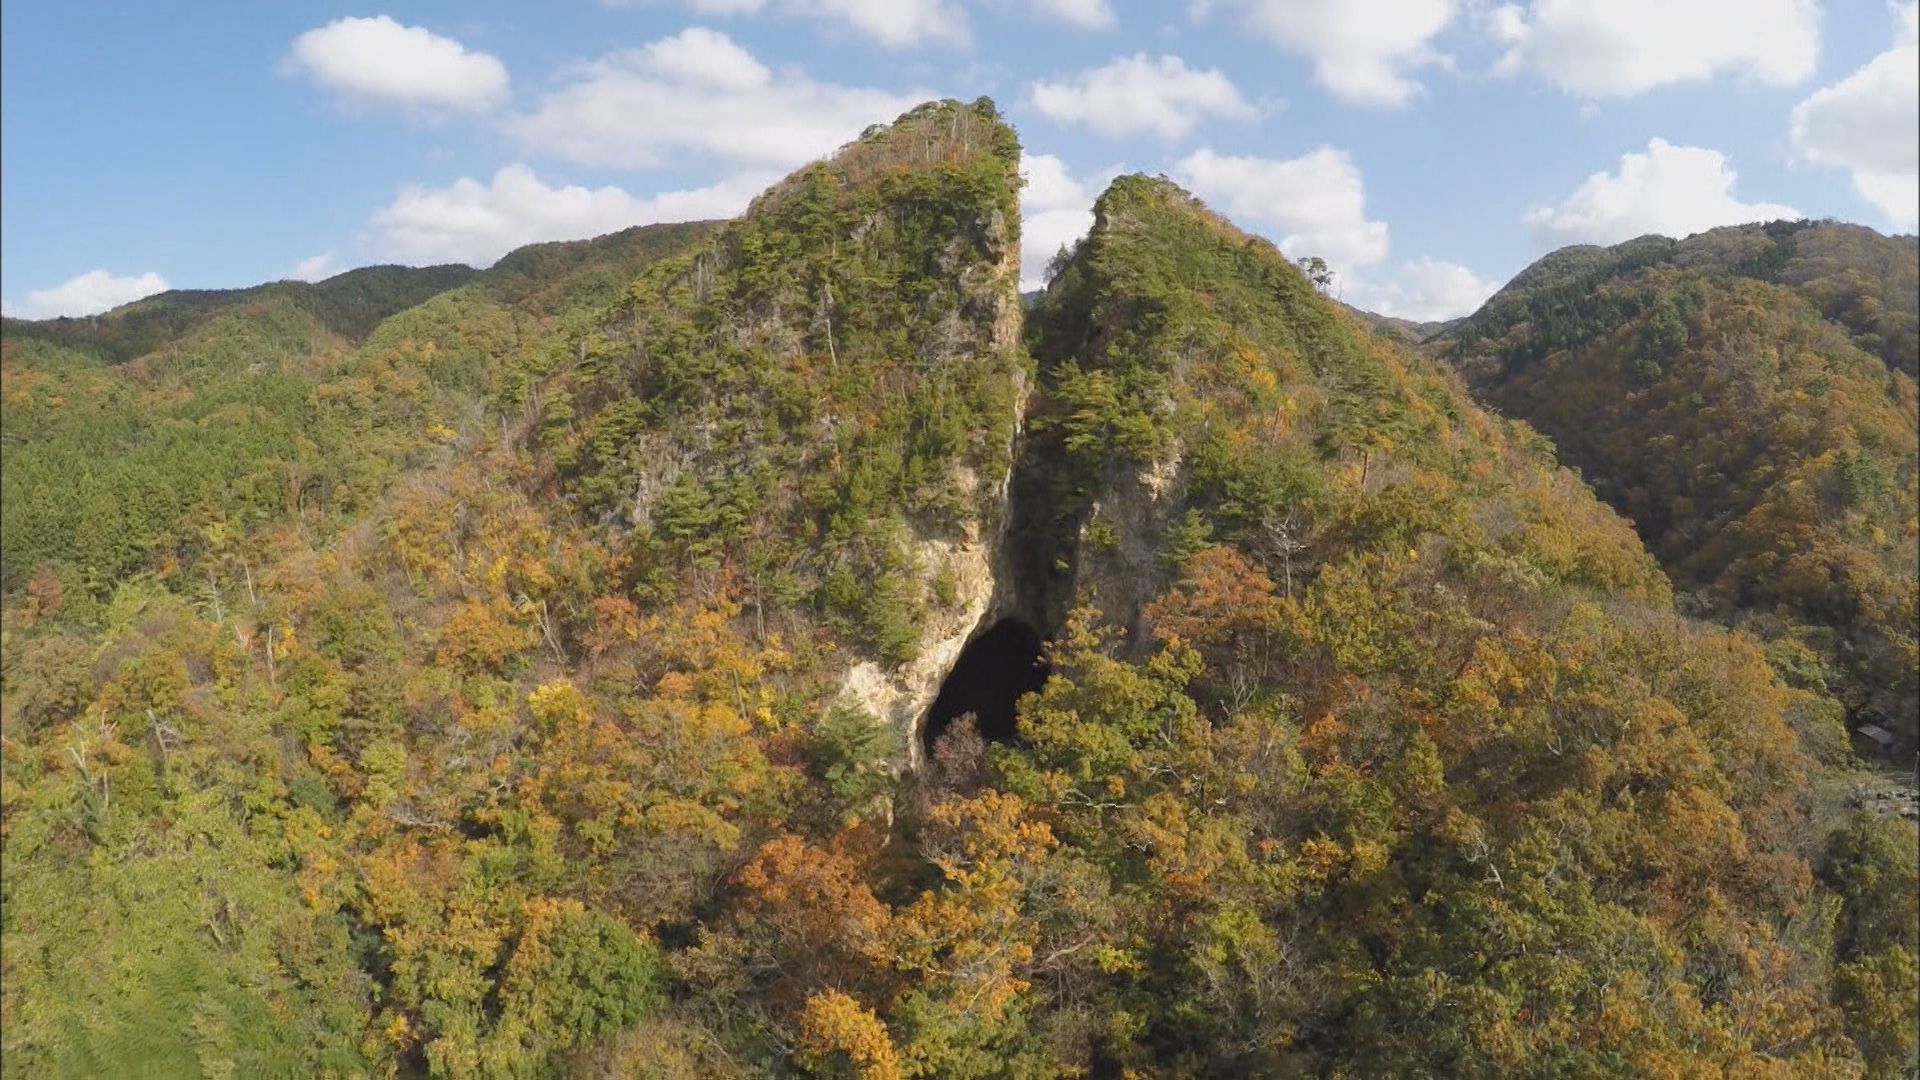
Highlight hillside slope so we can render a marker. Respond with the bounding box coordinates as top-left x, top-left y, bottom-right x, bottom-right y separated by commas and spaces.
0, 98, 1031, 1077
0, 118, 1913, 1078
979, 177, 1905, 1075
1437, 222, 1920, 753
538, 98, 1026, 743
0, 263, 478, 363
0, 224, 713, 596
